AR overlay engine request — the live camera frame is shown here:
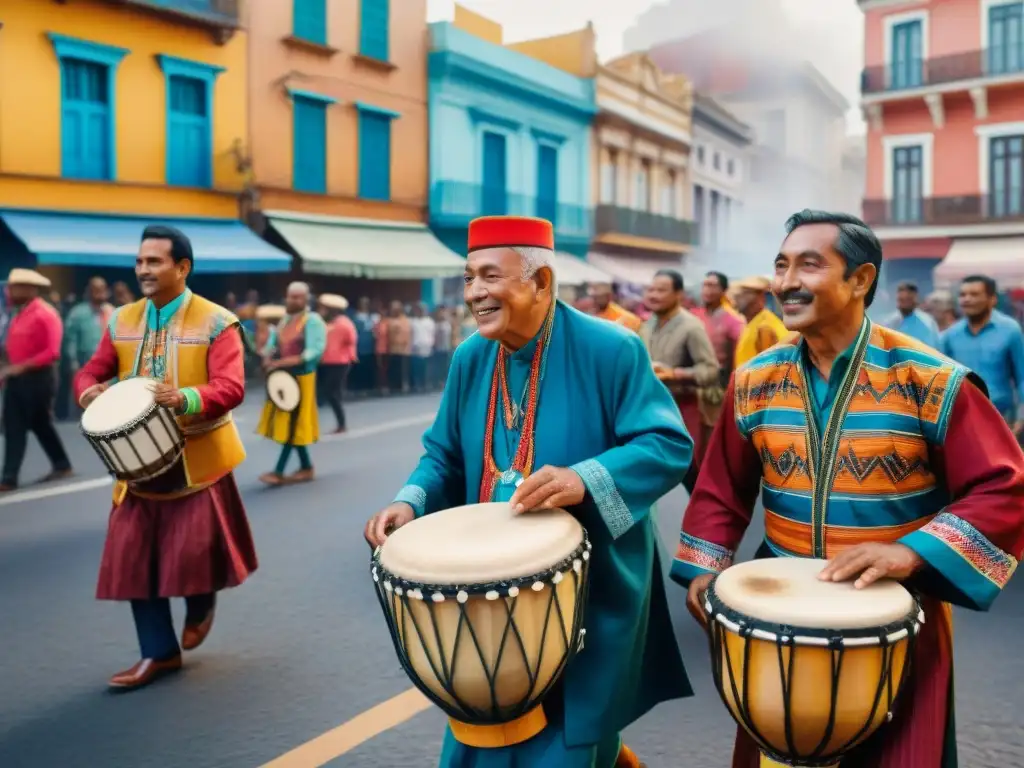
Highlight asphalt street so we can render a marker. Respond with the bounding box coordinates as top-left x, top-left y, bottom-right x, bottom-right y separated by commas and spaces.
1, 391, 1022, 768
